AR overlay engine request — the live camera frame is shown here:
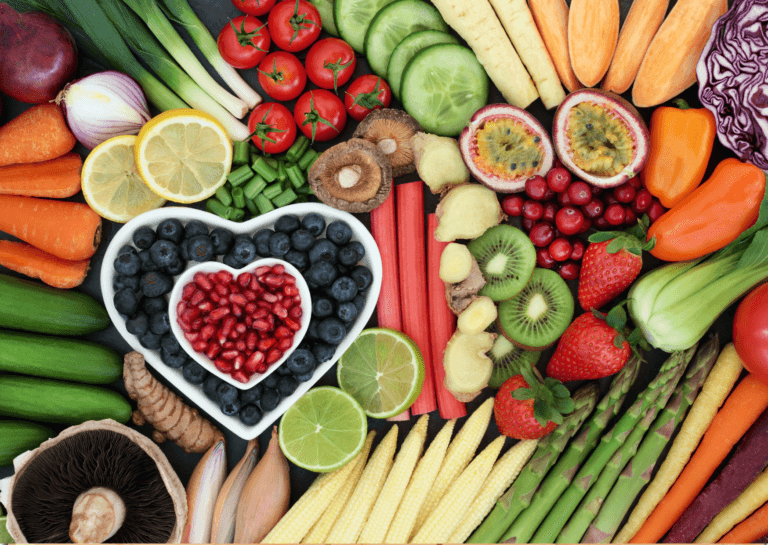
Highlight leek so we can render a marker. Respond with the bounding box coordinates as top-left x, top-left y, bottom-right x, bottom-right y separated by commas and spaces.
160, 0, 262, 109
